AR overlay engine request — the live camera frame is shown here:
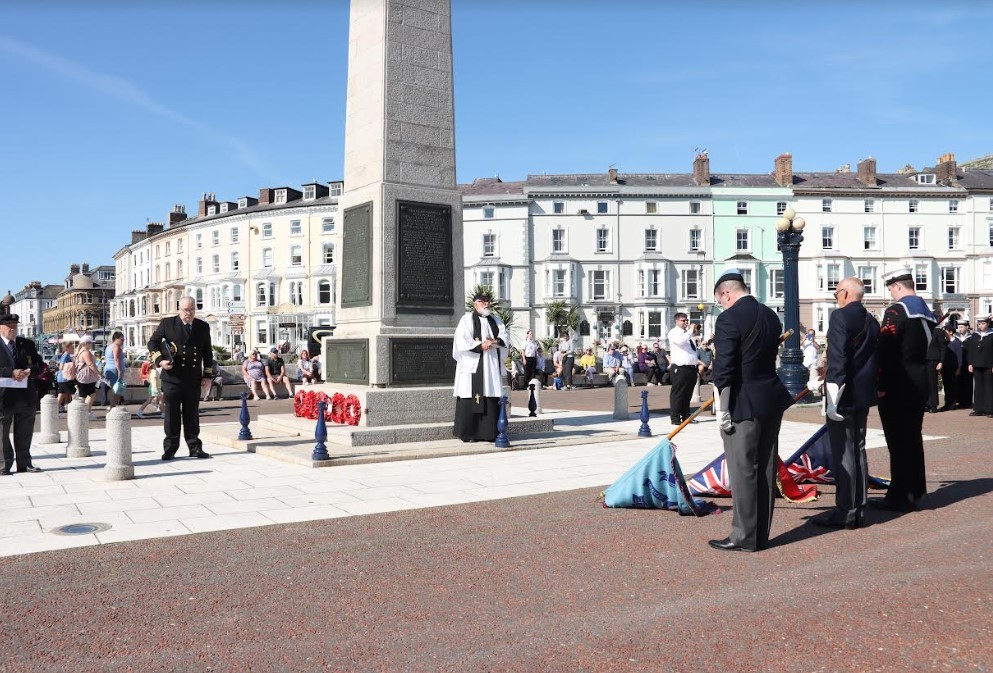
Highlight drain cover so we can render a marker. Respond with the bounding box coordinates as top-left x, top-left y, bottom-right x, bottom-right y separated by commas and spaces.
52, 522, 112, 536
